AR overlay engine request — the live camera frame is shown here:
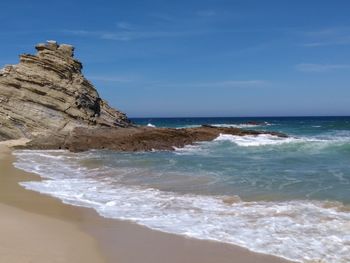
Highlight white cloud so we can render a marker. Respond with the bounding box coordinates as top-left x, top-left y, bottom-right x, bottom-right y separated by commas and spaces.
100, 30, 194, 41
196, 80, 266, 88
63, 10, 223, 42
296, 63, 350, 72
64, 29, 203, 41
63, 30, 92, 36
86, 76, 267, 89
302, 27, 350, 47
159, 80, 267, 89
196, 10, 217, 17
147, 13, 177, 23
88, 75, 137, 83
302, 38, 350, 47
116, 21, 133, 30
